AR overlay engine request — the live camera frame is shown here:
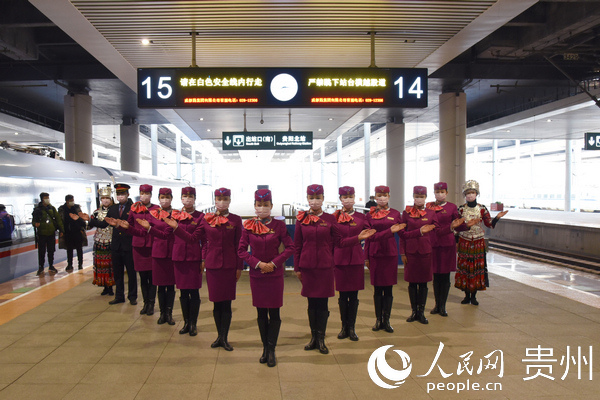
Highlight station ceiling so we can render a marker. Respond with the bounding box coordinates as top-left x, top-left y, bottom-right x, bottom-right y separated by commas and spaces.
1, 0, 600, 160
